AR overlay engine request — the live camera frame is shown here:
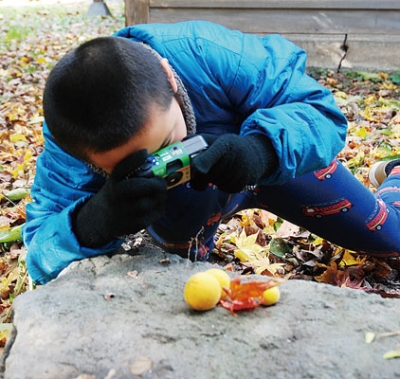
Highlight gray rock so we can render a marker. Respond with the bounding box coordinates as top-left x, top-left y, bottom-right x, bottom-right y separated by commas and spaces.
1, 246, 400, 379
